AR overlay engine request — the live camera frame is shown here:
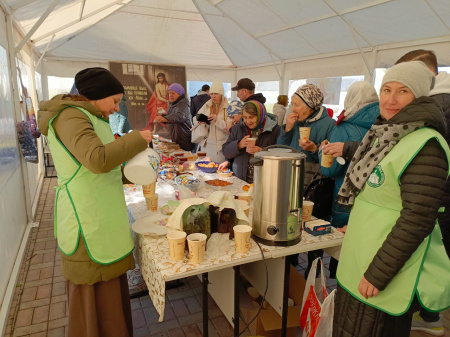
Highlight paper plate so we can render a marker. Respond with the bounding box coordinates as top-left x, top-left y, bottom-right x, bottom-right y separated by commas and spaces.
132, 214, 170, 236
